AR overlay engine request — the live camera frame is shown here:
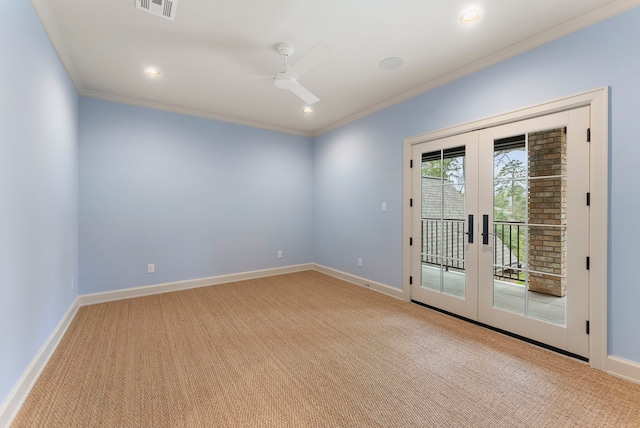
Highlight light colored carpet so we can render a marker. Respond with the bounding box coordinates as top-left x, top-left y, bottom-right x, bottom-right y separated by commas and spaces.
12, 271, 640, 427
